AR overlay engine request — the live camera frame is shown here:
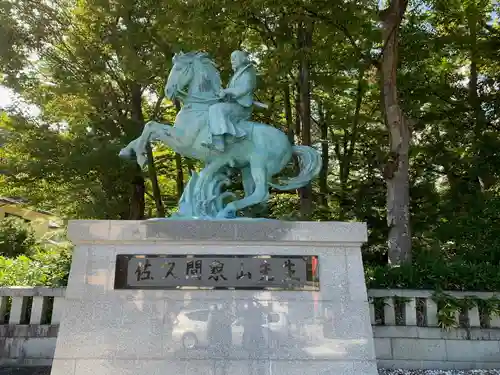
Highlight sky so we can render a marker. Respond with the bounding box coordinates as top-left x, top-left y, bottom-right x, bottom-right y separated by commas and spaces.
0, 86, 13, 108
0, 85, 41, 117
0, 3, 497, 117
